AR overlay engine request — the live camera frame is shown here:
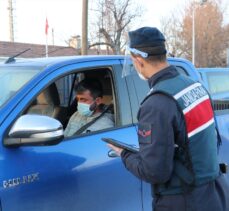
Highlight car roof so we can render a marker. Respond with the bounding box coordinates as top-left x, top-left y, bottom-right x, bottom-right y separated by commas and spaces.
0, 55, 192, 71
0, 55, 124, 68
197, 67, 229, 73
2, 55, 190, 64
